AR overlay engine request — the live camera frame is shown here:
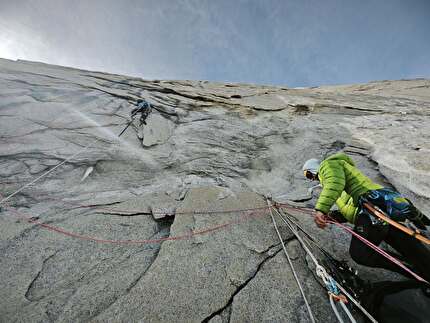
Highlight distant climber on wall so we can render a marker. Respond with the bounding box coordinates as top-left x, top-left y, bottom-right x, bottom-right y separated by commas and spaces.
302, 152, 430, 282
132, 99, 152, 142
118, 99, 152, 138
132, 99, 152, 126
